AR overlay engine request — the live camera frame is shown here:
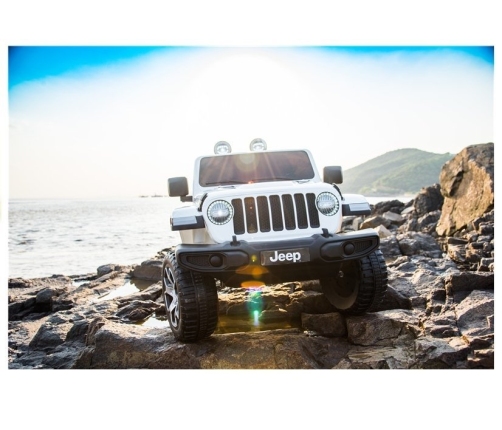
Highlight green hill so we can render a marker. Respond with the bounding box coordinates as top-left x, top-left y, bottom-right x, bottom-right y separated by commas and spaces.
340, 148, 454, 196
